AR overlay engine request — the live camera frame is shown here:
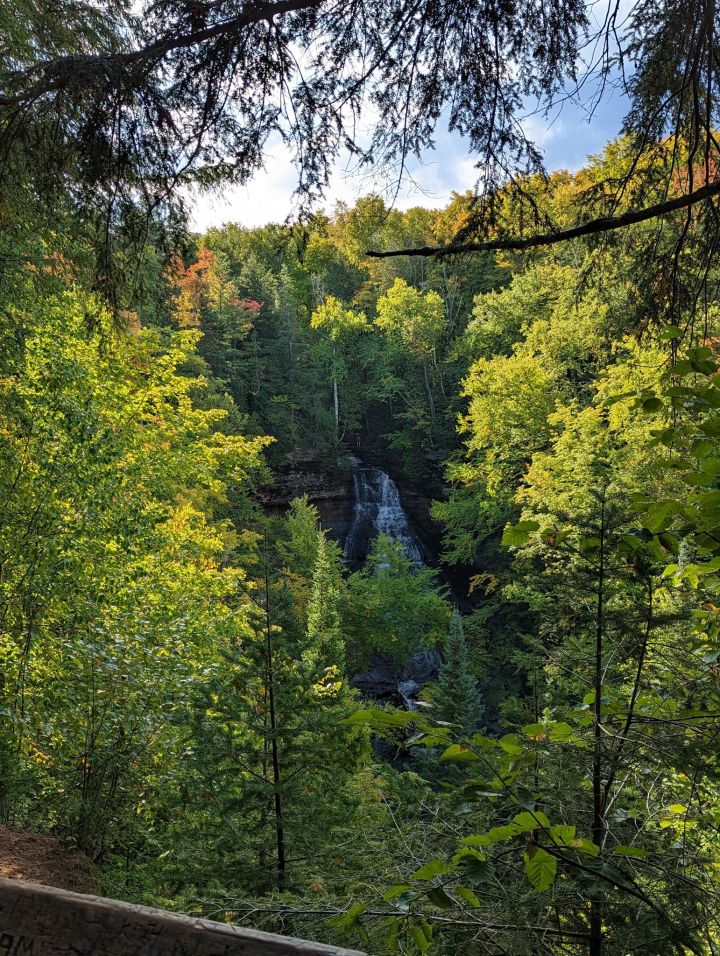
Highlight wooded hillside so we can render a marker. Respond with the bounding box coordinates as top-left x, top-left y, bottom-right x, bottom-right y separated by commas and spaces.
4, 2, 720, 953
